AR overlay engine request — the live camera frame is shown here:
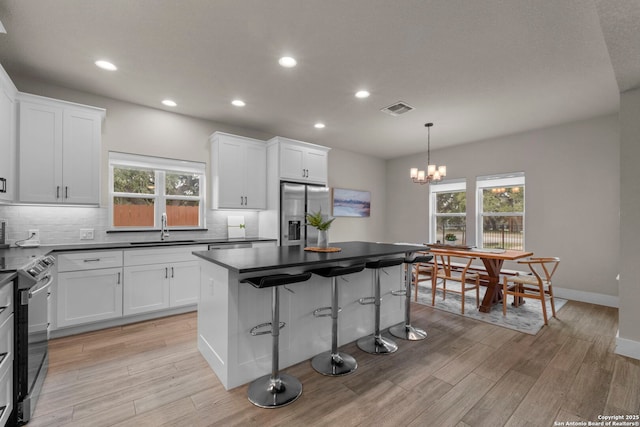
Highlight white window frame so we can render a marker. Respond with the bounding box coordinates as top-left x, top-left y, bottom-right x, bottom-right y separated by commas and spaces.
476, 172, 525, 249
109, 152, 206, 230
429, 179, 467, 244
